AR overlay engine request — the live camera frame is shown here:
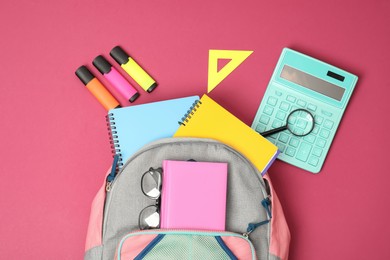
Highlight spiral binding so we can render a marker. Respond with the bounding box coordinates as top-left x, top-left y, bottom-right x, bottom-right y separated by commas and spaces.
178, 100, 202, 126
106, 113, 124, 168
